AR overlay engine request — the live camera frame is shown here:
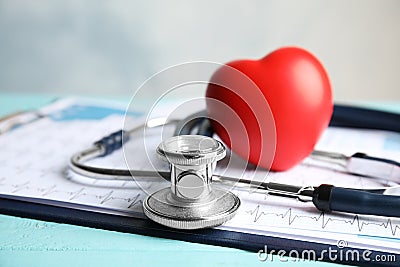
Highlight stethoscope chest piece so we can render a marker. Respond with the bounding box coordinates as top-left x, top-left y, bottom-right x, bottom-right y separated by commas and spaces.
143, 135, 241, 229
